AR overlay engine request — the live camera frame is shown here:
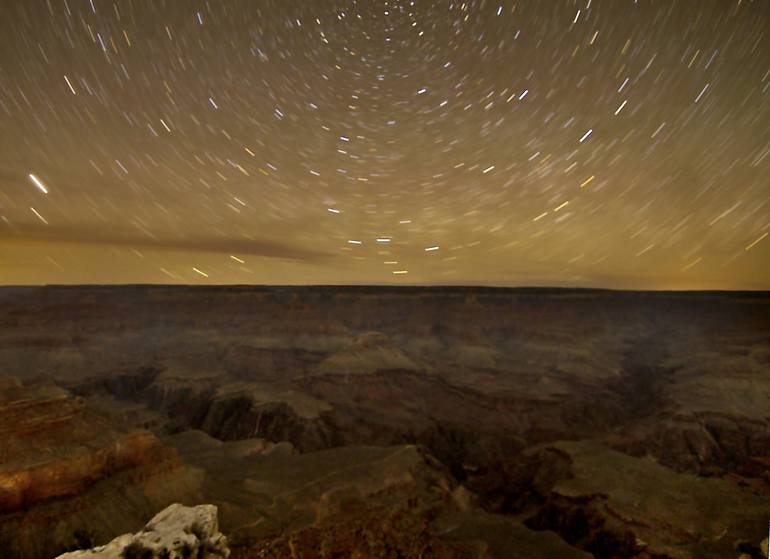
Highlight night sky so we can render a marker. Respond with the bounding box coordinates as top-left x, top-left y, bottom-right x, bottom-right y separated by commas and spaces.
1, 0, 768, 289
